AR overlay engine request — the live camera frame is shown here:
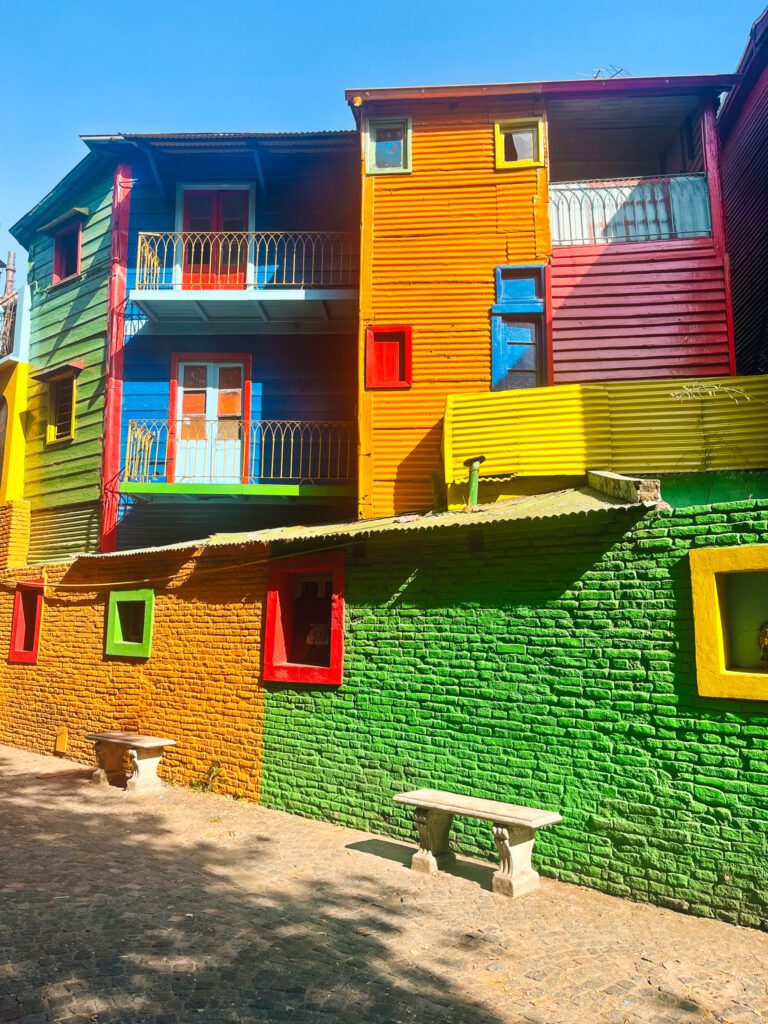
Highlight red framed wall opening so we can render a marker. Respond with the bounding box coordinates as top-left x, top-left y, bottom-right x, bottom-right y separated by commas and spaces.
9, 581, 44, 664
52, 221, 82, 285
263, 551, 345, 686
